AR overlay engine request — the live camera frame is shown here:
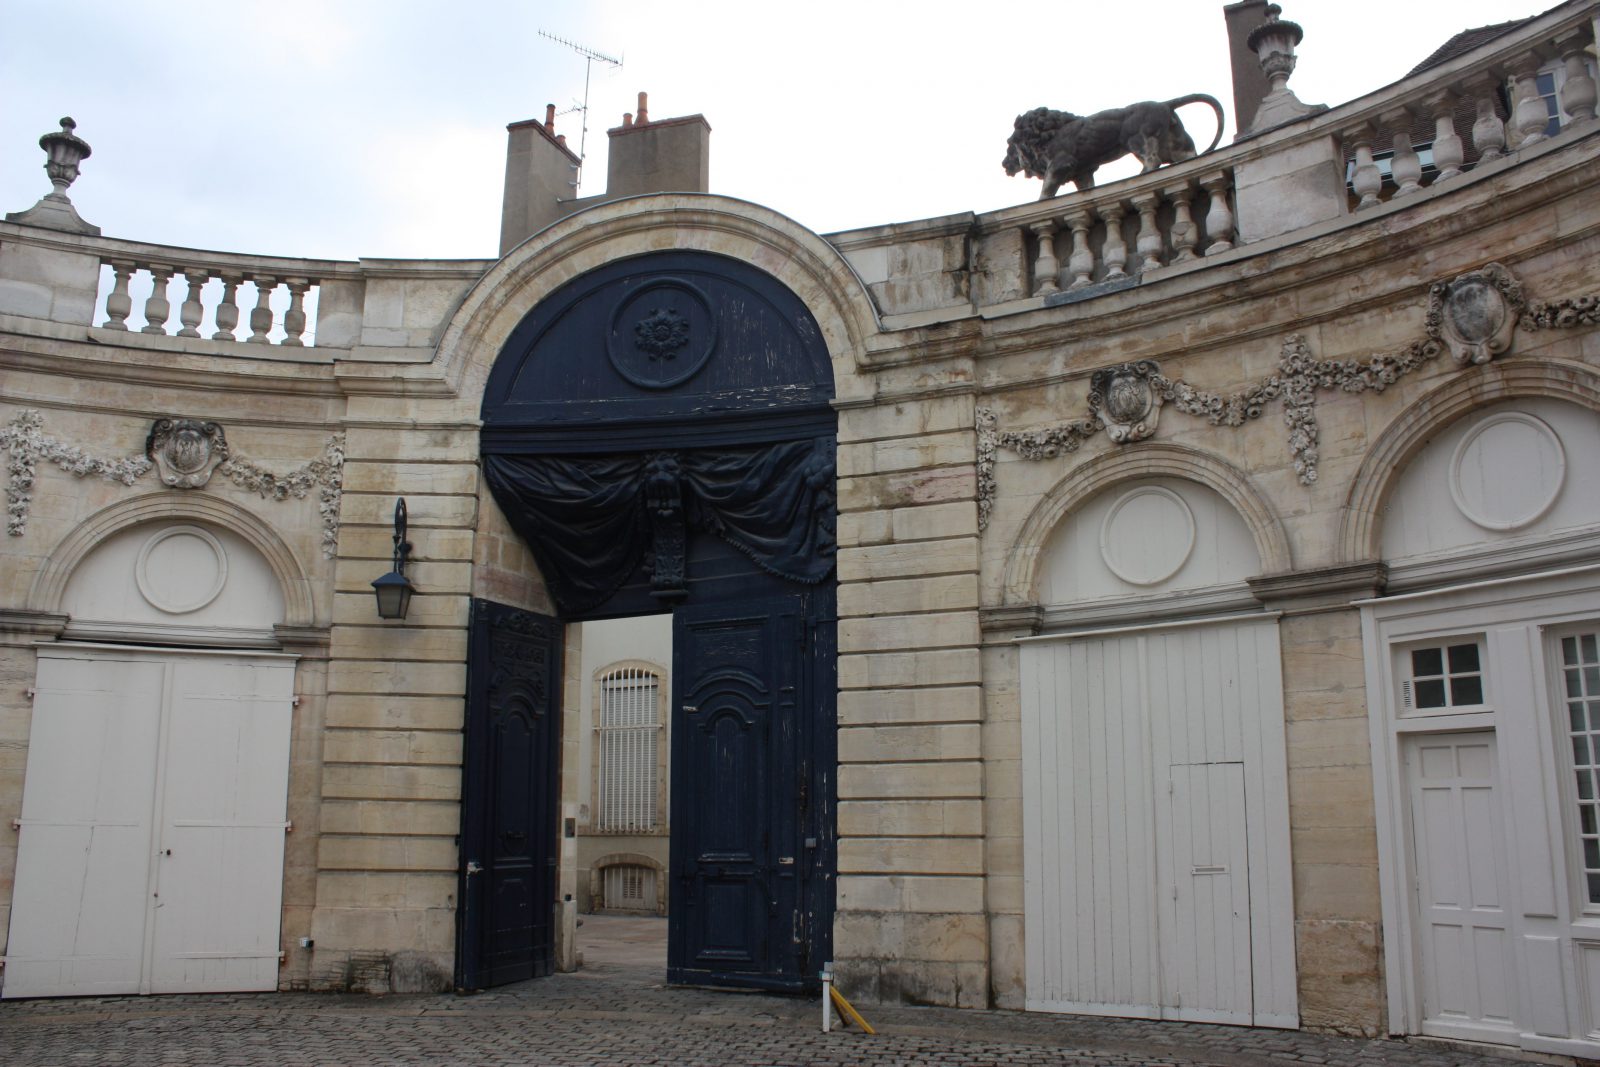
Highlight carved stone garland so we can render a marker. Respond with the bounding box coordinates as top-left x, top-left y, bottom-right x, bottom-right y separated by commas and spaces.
2, 408, 346, 556
976, 263, 1597, 532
